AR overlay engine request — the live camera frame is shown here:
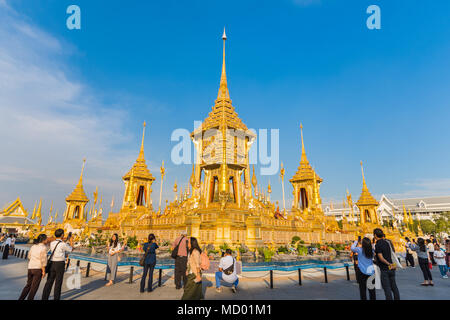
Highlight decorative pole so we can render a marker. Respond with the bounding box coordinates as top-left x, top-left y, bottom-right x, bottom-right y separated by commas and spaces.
280, 162, 286, 216
159, 160, 166, 214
